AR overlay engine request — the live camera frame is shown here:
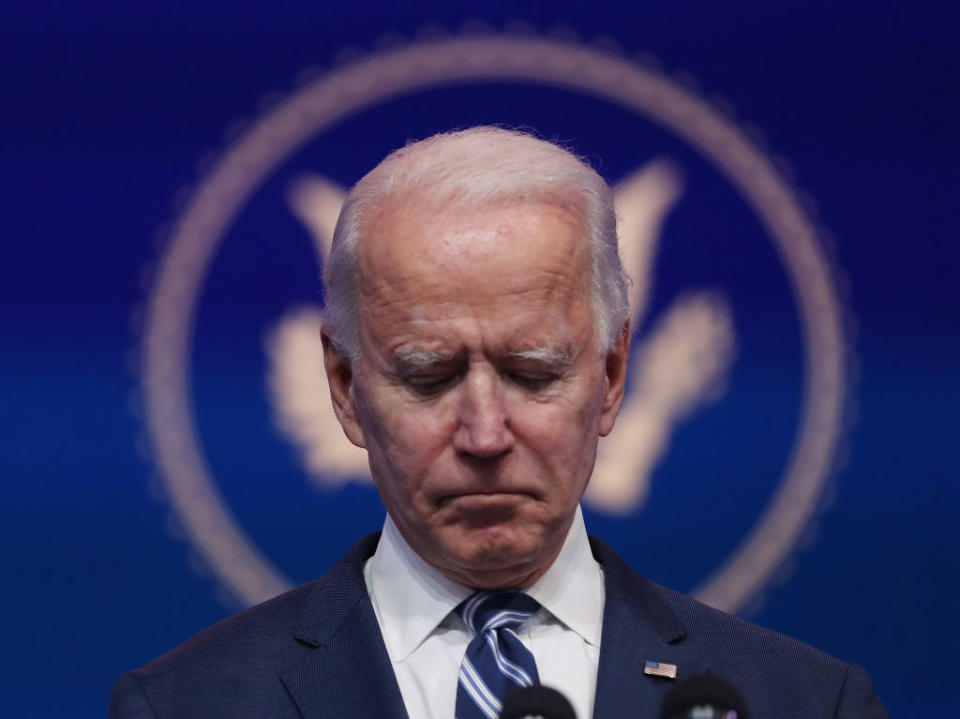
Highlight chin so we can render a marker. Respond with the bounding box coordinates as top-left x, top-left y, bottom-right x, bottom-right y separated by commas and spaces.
441, 525, 548, 585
